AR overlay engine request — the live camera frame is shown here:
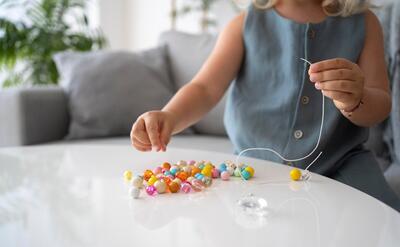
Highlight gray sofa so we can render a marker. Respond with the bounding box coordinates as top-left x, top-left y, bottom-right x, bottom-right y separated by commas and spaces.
0, 4, 399, 197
